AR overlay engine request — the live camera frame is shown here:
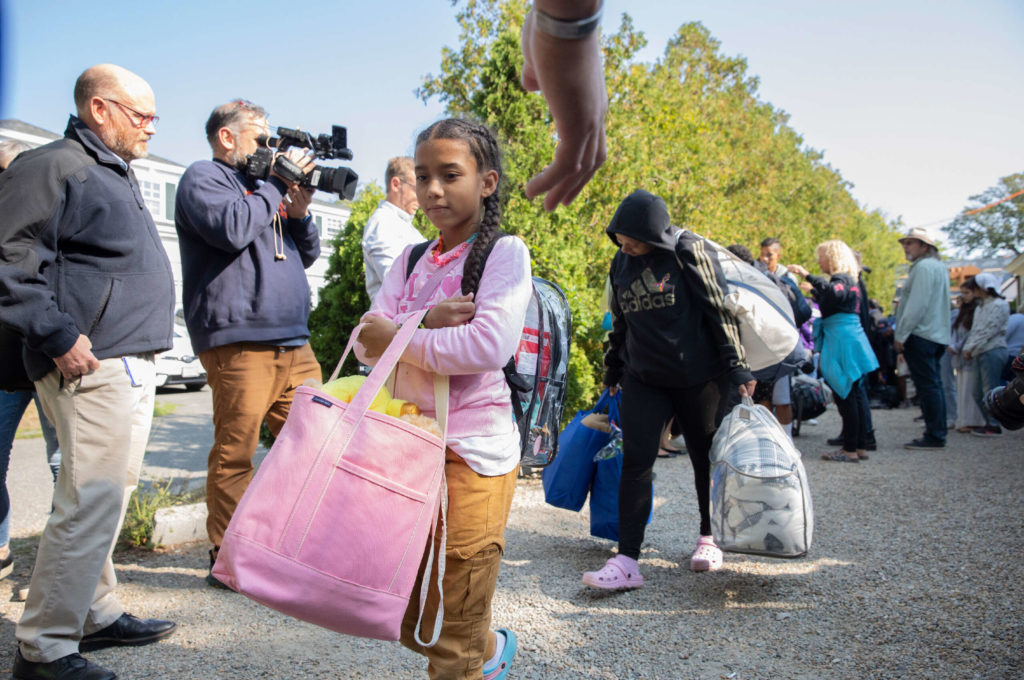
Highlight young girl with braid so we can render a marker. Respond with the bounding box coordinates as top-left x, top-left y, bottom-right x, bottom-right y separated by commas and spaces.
355, 118, 530, 680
